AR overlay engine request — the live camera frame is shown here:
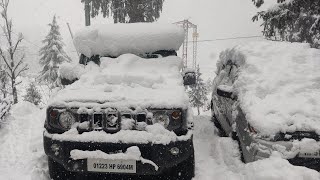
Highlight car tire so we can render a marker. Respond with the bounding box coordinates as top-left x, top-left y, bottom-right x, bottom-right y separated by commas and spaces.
211, 114, 227, 137
48, 157, 74, 180
170, 153, 195, 180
